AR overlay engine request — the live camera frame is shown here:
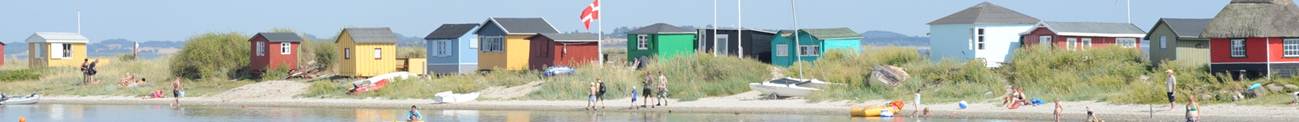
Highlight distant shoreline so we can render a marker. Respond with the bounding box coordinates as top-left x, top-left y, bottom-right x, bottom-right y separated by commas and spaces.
36, 96, 1299, 121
